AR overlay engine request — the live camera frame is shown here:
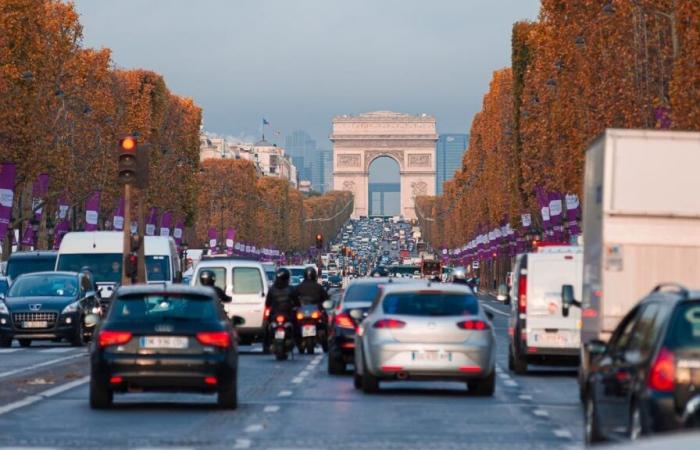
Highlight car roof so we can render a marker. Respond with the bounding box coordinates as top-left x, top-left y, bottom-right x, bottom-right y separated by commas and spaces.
378, 281, 473, 296
15, 271, 78, 278
116, 284, 216, 298
196, 259, 264, 269
8, 251, 57, 259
